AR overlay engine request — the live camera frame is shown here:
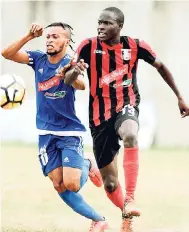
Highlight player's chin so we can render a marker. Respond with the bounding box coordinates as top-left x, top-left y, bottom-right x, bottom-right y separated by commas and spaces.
47, 51, 58, 56
98, 35, 109, 42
